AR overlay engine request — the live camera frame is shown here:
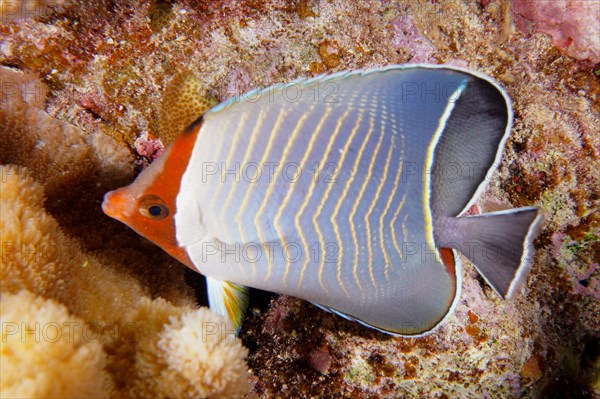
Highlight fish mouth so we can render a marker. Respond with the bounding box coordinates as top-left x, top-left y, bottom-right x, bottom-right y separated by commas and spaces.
102, 189, 134, 221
